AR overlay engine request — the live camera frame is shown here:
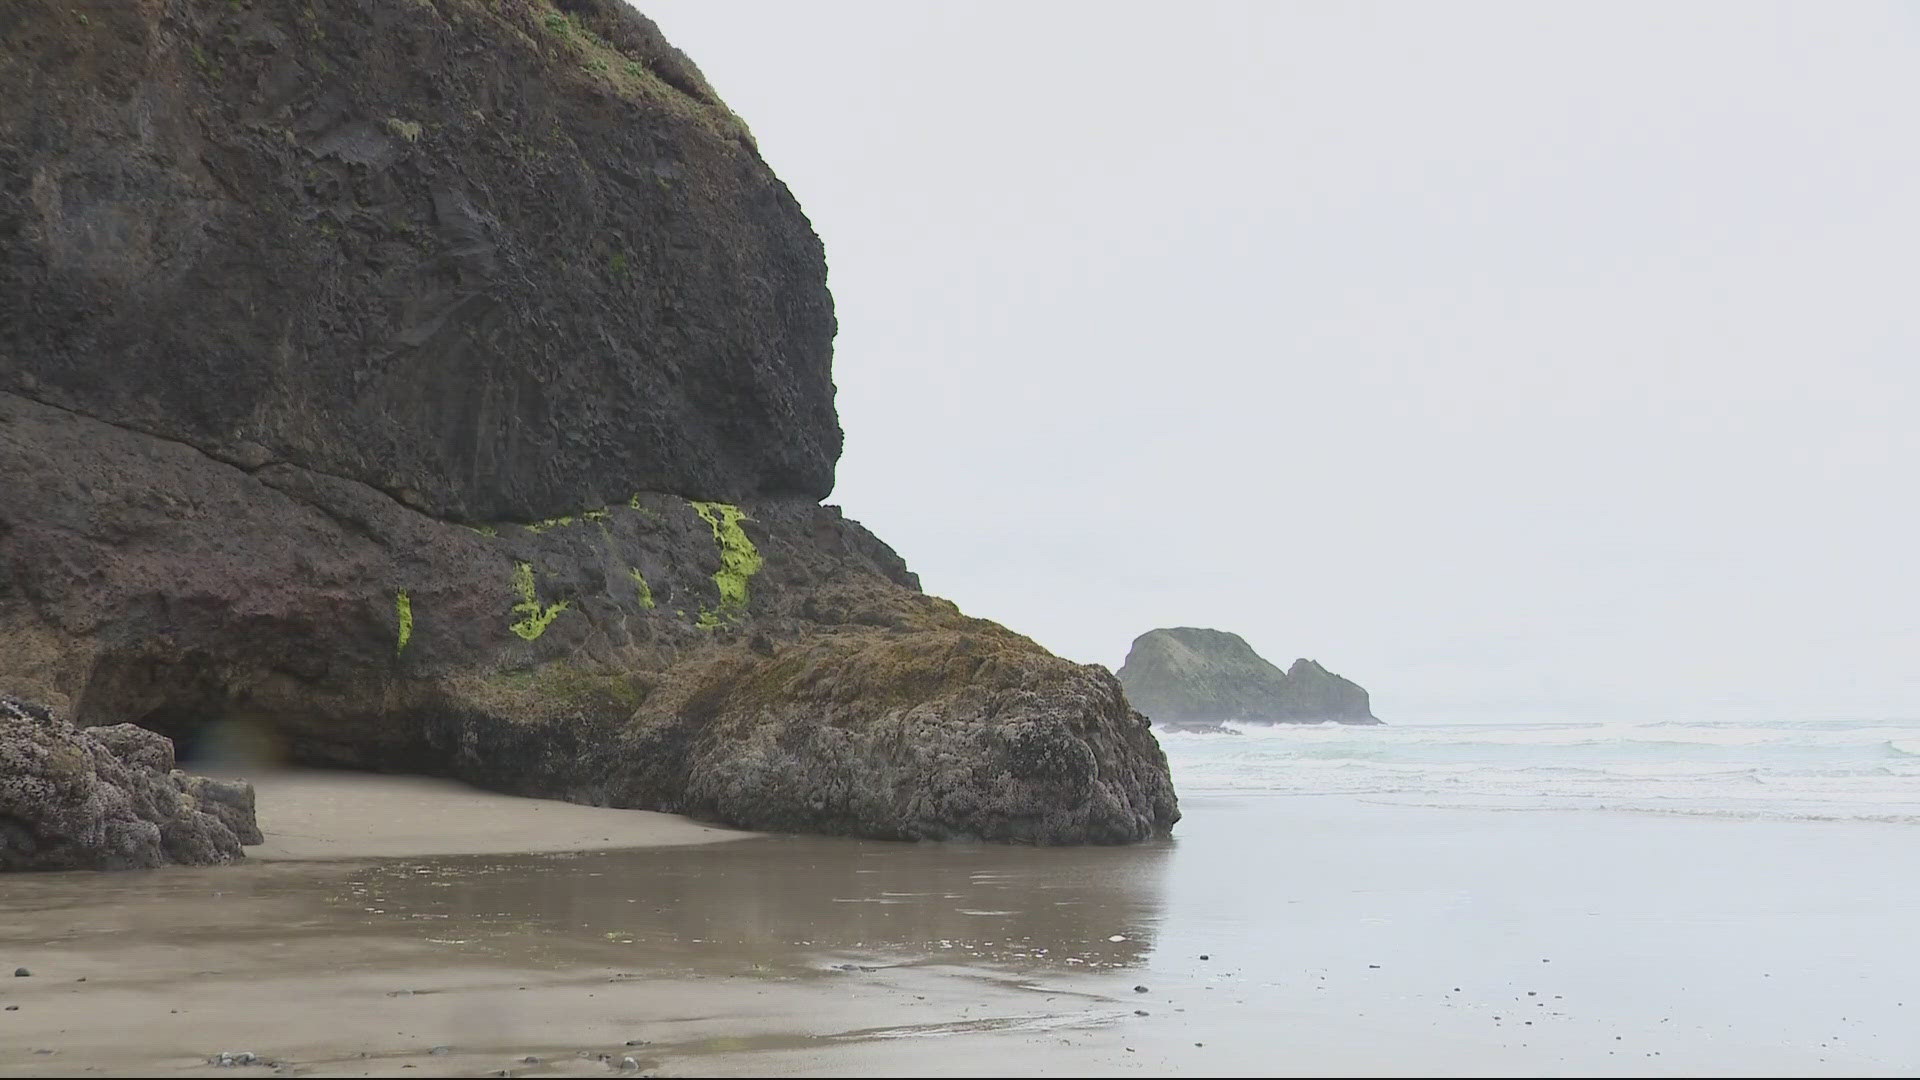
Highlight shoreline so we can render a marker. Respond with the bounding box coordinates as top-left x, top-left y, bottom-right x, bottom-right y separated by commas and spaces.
236, 768, 753, 860
1, 793, 1912, 1077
